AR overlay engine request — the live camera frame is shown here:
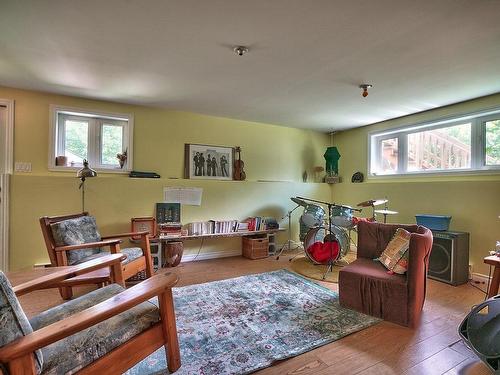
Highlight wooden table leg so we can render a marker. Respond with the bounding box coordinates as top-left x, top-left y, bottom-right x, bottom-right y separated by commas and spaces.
487, 265, 500, 298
